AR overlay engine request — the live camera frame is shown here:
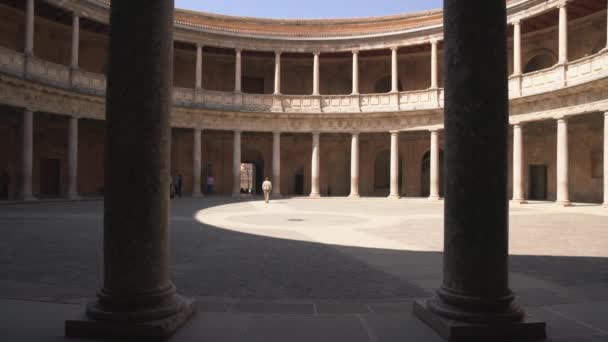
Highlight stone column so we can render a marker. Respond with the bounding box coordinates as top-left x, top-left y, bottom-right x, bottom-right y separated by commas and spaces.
25, 0, 34, 57
65, 1, 194, 339
312, 52, 320, 96
232, 130, 242, 197
413, 0, 545, 340
512, 124, 526, 204
429, 129, 440, 200
604, 112, 607, 207
352, 50, 359, 94
235, 49, 242, 93
389, 131, 400, 199
195, 44, 203, 89
274, 51, 281, 95
71, 14, 80, 69
66, 116, 79, 199
192, 128, 202, 197
272, 132, 281, 196
310, 132, 320, 197
558, 1, 568, 64
513, 20, 522, 75
391, 47, 399, 93
556, 118, 571, 206
19, 109, 34, 201
349, 133, 360, 198
430, 40, 439, 89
